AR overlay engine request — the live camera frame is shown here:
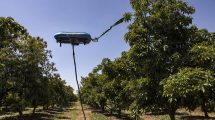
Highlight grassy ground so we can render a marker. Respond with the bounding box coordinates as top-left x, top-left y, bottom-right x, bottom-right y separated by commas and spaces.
0, 107, 43, 119
0, 103, 215, 120
143, 108, 215, 120
53, 102, 79, 120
